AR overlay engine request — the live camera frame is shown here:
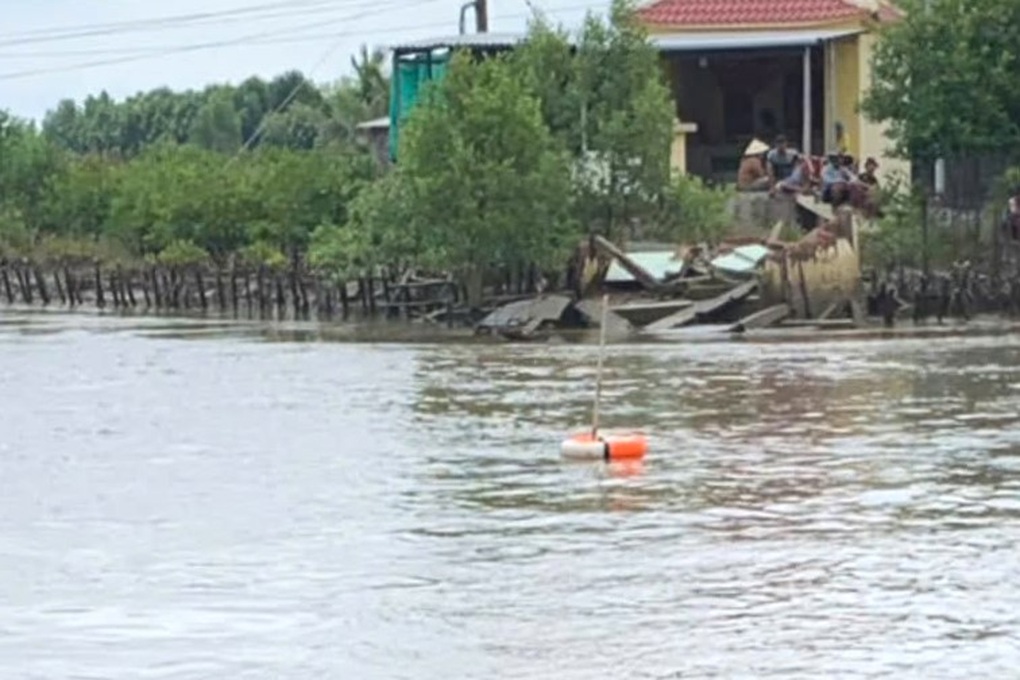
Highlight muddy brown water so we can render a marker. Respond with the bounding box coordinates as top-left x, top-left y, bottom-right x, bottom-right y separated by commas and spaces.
1, 309, 1020, 679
